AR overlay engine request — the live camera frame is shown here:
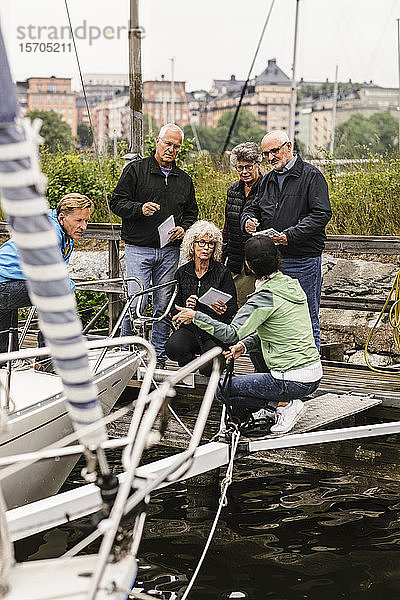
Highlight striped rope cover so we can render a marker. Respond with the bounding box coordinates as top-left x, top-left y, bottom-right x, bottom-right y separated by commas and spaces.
0, 27, 106, 447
